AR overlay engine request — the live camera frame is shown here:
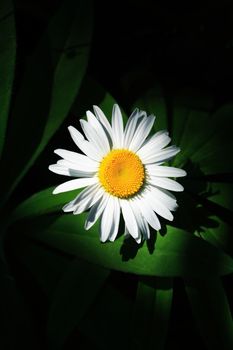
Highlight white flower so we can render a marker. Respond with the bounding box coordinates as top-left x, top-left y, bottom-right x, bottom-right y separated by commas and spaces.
49, 104, 186, 243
